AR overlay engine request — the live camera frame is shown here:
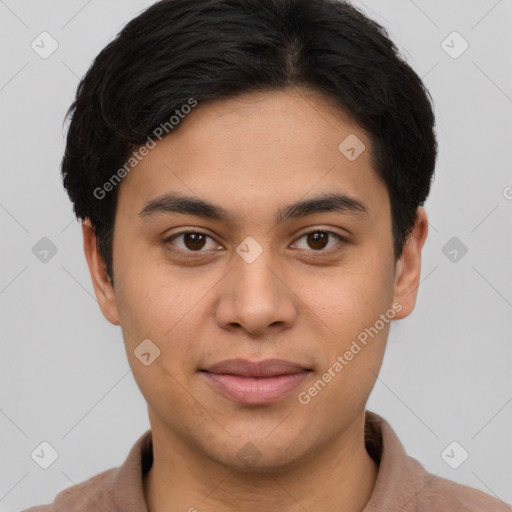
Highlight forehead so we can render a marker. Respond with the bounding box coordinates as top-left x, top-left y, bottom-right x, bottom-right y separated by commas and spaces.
115, 88, 388, 226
